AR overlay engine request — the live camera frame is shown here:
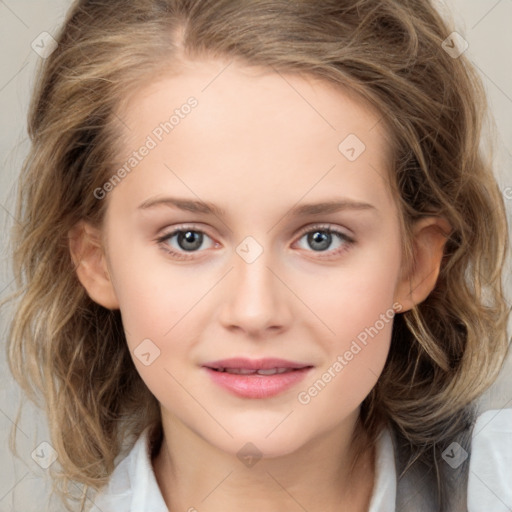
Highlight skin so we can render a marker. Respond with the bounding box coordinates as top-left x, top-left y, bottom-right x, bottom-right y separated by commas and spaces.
69, 58, 450, 511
